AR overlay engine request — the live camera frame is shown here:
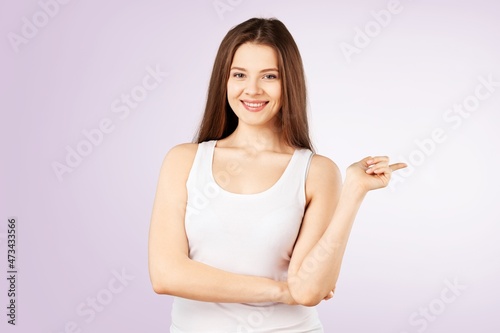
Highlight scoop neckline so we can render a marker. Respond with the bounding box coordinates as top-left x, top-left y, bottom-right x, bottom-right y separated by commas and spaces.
208, 140, 298, 196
